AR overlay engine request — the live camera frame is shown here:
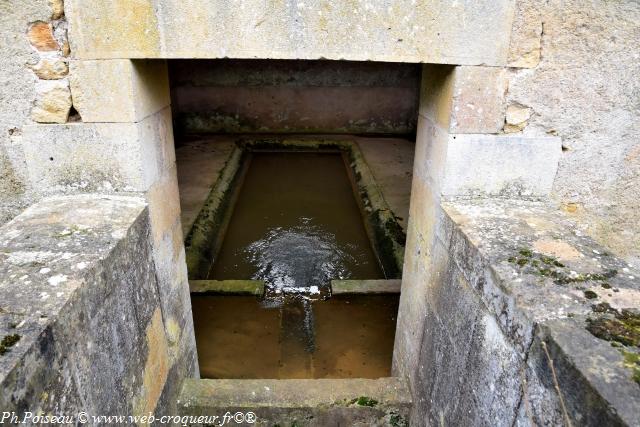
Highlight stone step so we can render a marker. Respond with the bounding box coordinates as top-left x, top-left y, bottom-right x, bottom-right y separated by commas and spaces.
177, 377, 411, 427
